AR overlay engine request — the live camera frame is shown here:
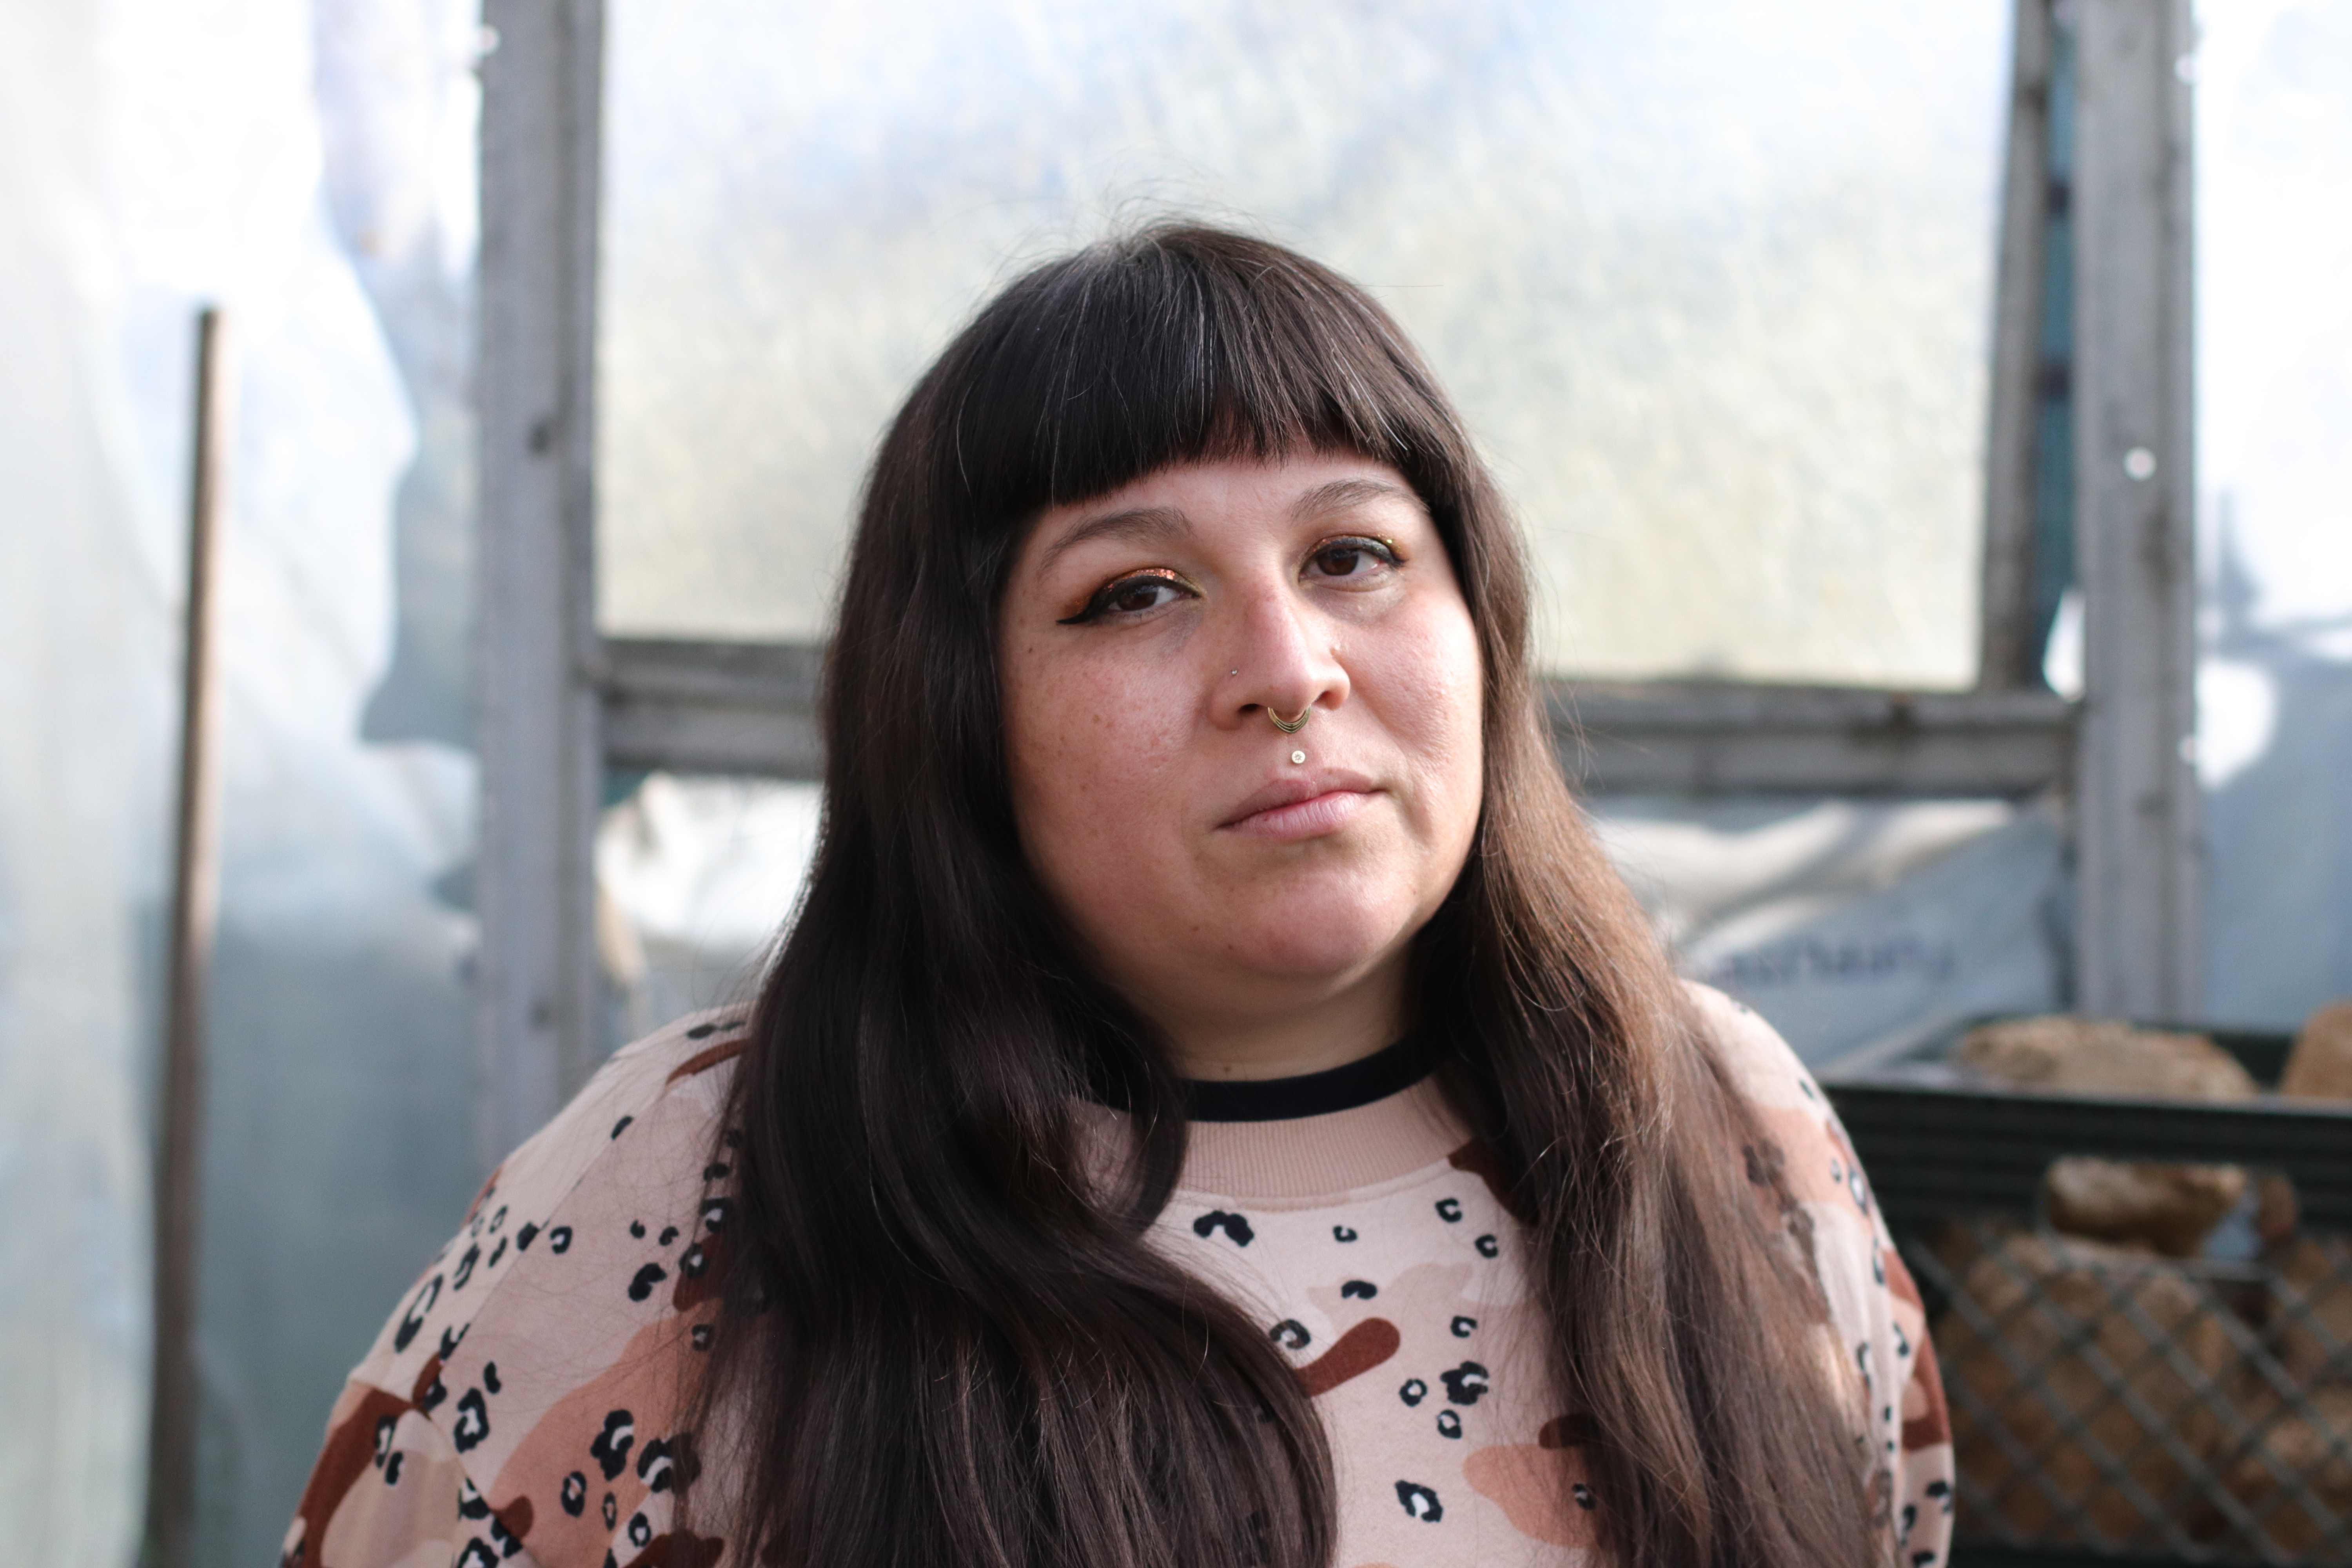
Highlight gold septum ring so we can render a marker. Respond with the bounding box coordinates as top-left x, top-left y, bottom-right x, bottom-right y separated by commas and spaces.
1269, 705, 1314, 735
